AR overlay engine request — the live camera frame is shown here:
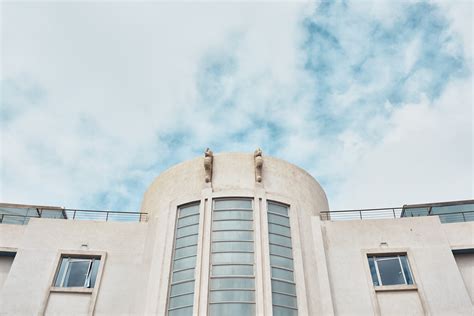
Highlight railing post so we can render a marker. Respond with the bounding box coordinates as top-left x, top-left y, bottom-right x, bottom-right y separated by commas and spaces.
359, 211, 362, 220
392, 208, 396, 219
462, 212, 466, 222
73, 211, 76, 220
106, 212, 109, 222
